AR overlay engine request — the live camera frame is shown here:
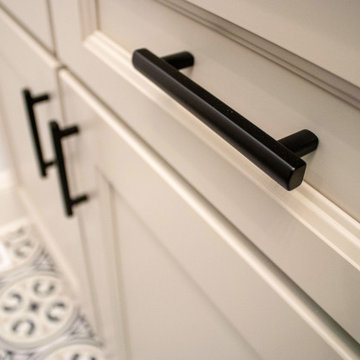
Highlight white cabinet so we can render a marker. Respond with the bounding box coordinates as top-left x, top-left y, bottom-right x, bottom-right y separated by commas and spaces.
0, 9, 96, 326
0, 1, 359, 360
58, 69, 359, 360
0, 0, 55, 52
48, 0, 360, 347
